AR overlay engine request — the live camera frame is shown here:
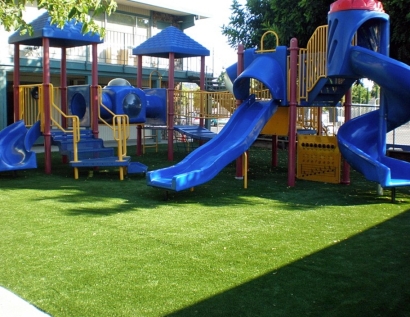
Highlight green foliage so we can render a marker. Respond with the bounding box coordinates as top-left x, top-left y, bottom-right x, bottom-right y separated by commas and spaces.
0, 0, 117, 37
370, 83, 380, 99
352, 81, 371, 104
217, 70, 226, 84
222, 0, 333, 49
221, 0, 273, 49
223, 0, 410, 64
383, 0, 410, 64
